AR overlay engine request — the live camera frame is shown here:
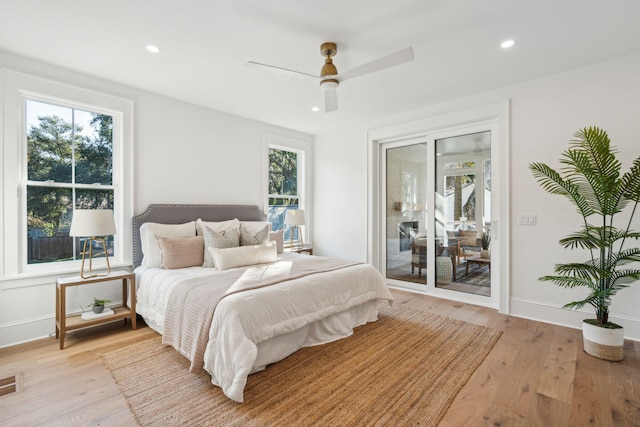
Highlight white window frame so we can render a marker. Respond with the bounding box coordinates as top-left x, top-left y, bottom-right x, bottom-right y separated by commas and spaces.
263, 133, 312, 246
1, 70, 134, 288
